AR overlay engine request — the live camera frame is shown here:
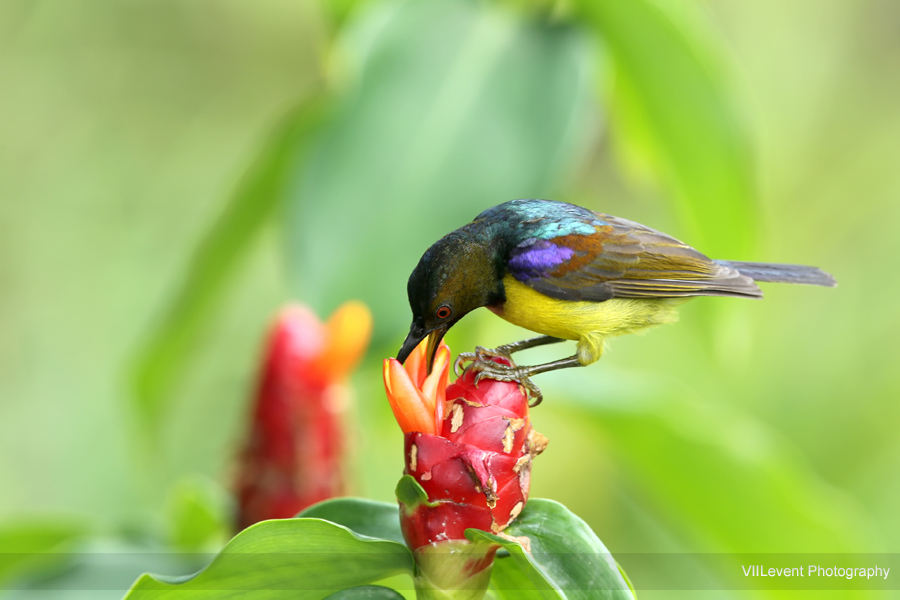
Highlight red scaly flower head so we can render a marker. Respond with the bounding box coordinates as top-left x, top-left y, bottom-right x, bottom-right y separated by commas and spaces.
236, 301, 372, 530
383, 340, 547, 595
